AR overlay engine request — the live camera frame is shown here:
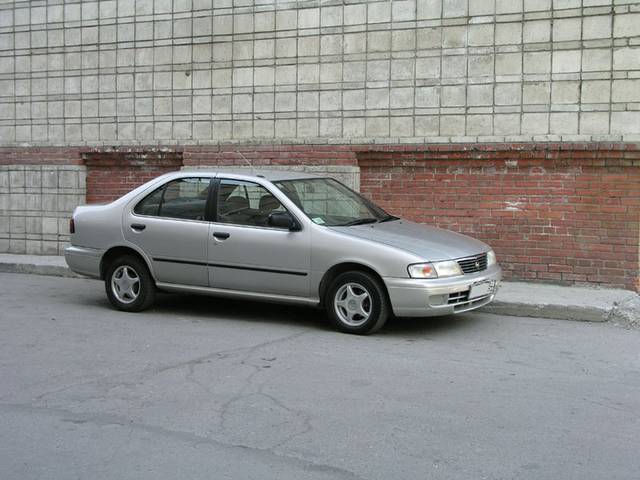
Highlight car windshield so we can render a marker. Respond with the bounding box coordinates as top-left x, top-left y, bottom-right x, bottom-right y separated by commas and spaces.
273, 178, 395, 227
